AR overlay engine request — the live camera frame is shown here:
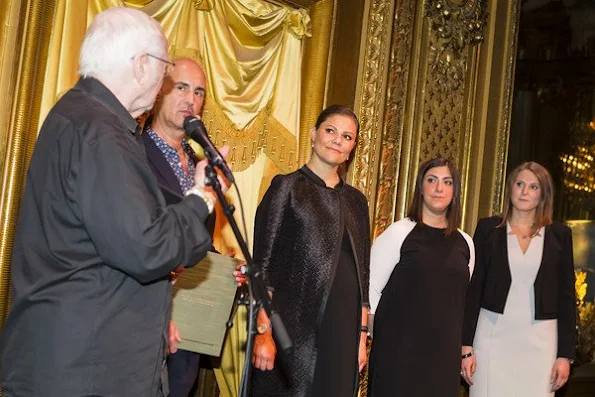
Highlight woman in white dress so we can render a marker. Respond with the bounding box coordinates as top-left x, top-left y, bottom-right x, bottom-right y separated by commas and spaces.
461, 162, 576, 396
